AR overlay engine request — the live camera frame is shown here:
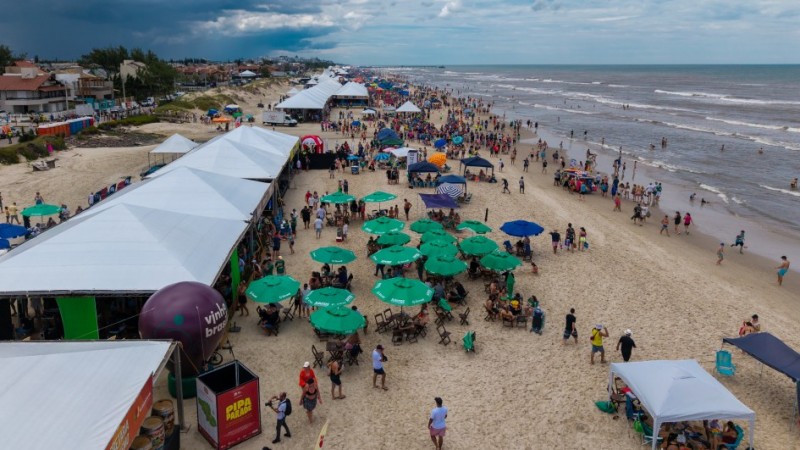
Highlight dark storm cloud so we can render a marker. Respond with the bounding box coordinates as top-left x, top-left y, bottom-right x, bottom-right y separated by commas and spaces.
0, 0, 333, 60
